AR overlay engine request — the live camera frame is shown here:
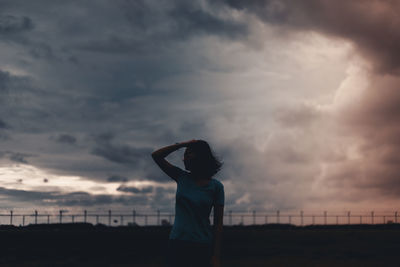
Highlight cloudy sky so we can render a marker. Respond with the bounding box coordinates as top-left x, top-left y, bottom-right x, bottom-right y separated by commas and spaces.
1, 0, 400, 215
